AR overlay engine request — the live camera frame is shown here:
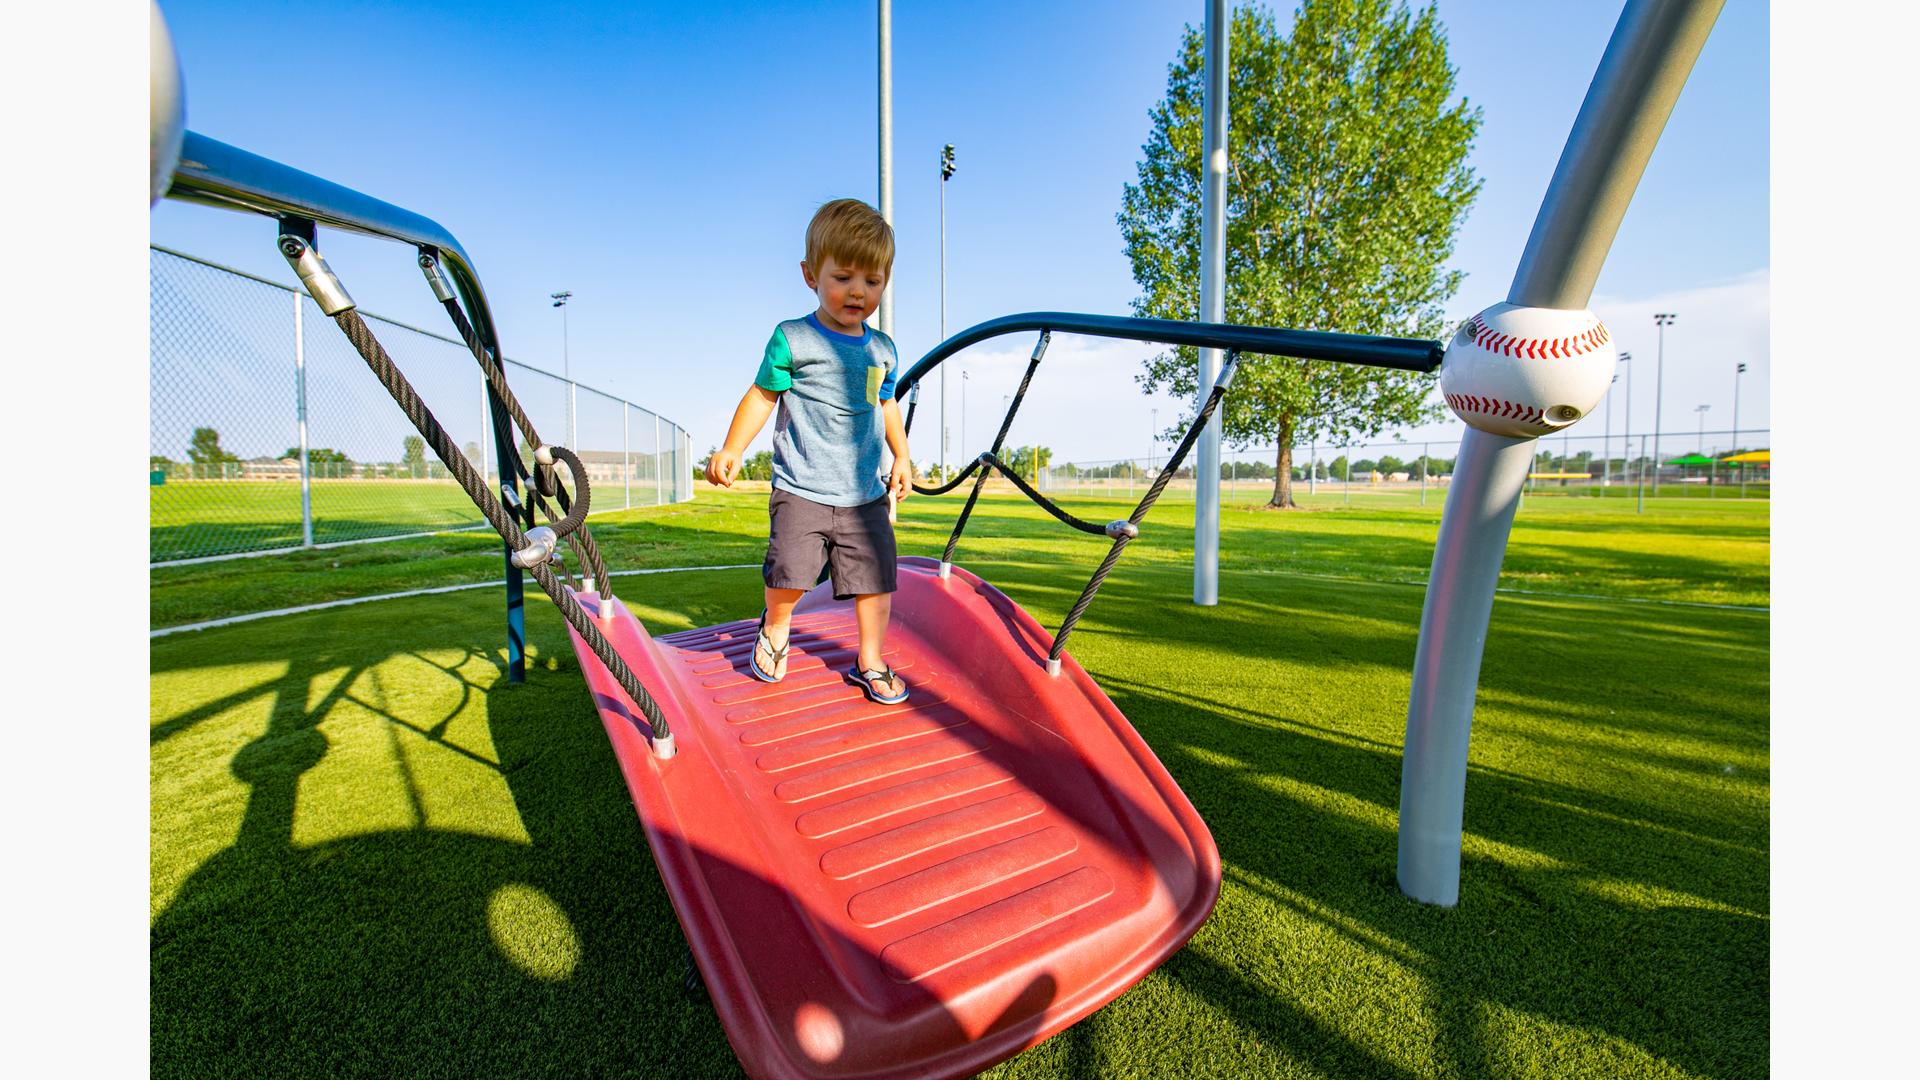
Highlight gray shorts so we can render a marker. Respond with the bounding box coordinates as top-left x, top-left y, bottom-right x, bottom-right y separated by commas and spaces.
764, 488, 898, 600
